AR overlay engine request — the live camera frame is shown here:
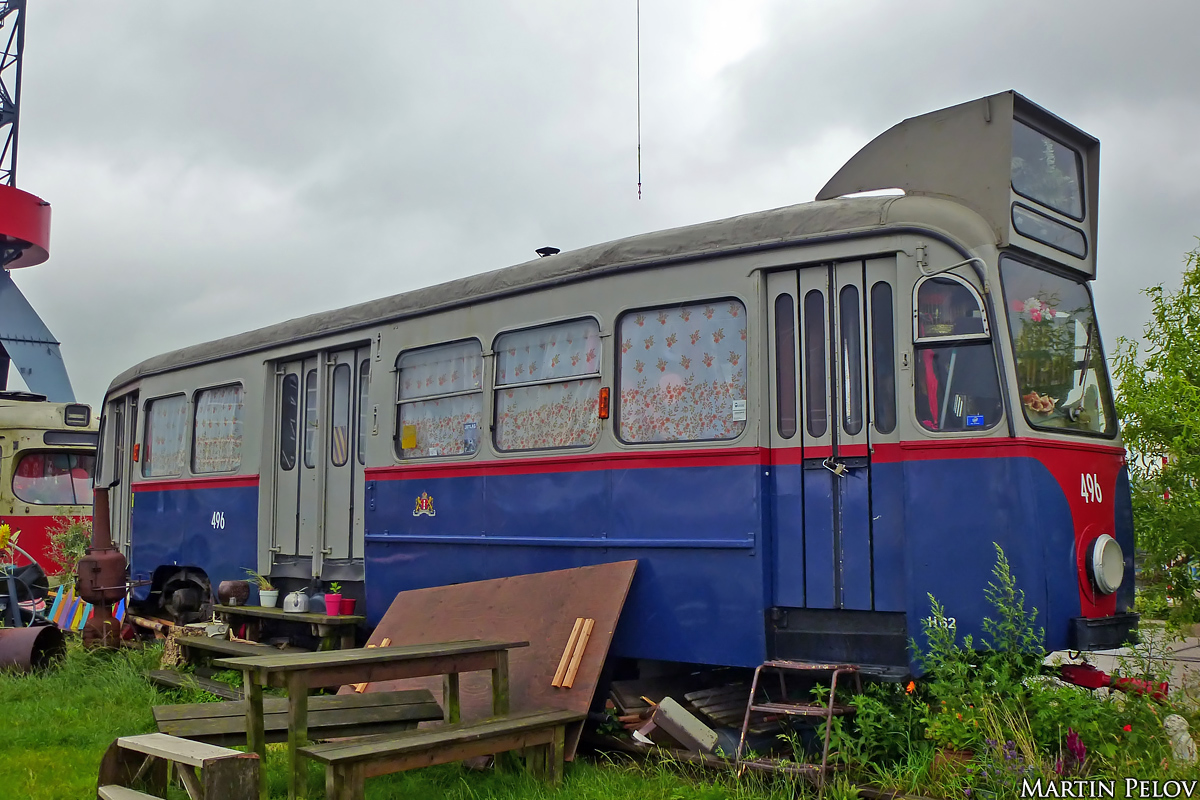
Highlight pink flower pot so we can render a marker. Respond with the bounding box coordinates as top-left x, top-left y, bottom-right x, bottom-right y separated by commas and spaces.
324, 593, 342, 616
